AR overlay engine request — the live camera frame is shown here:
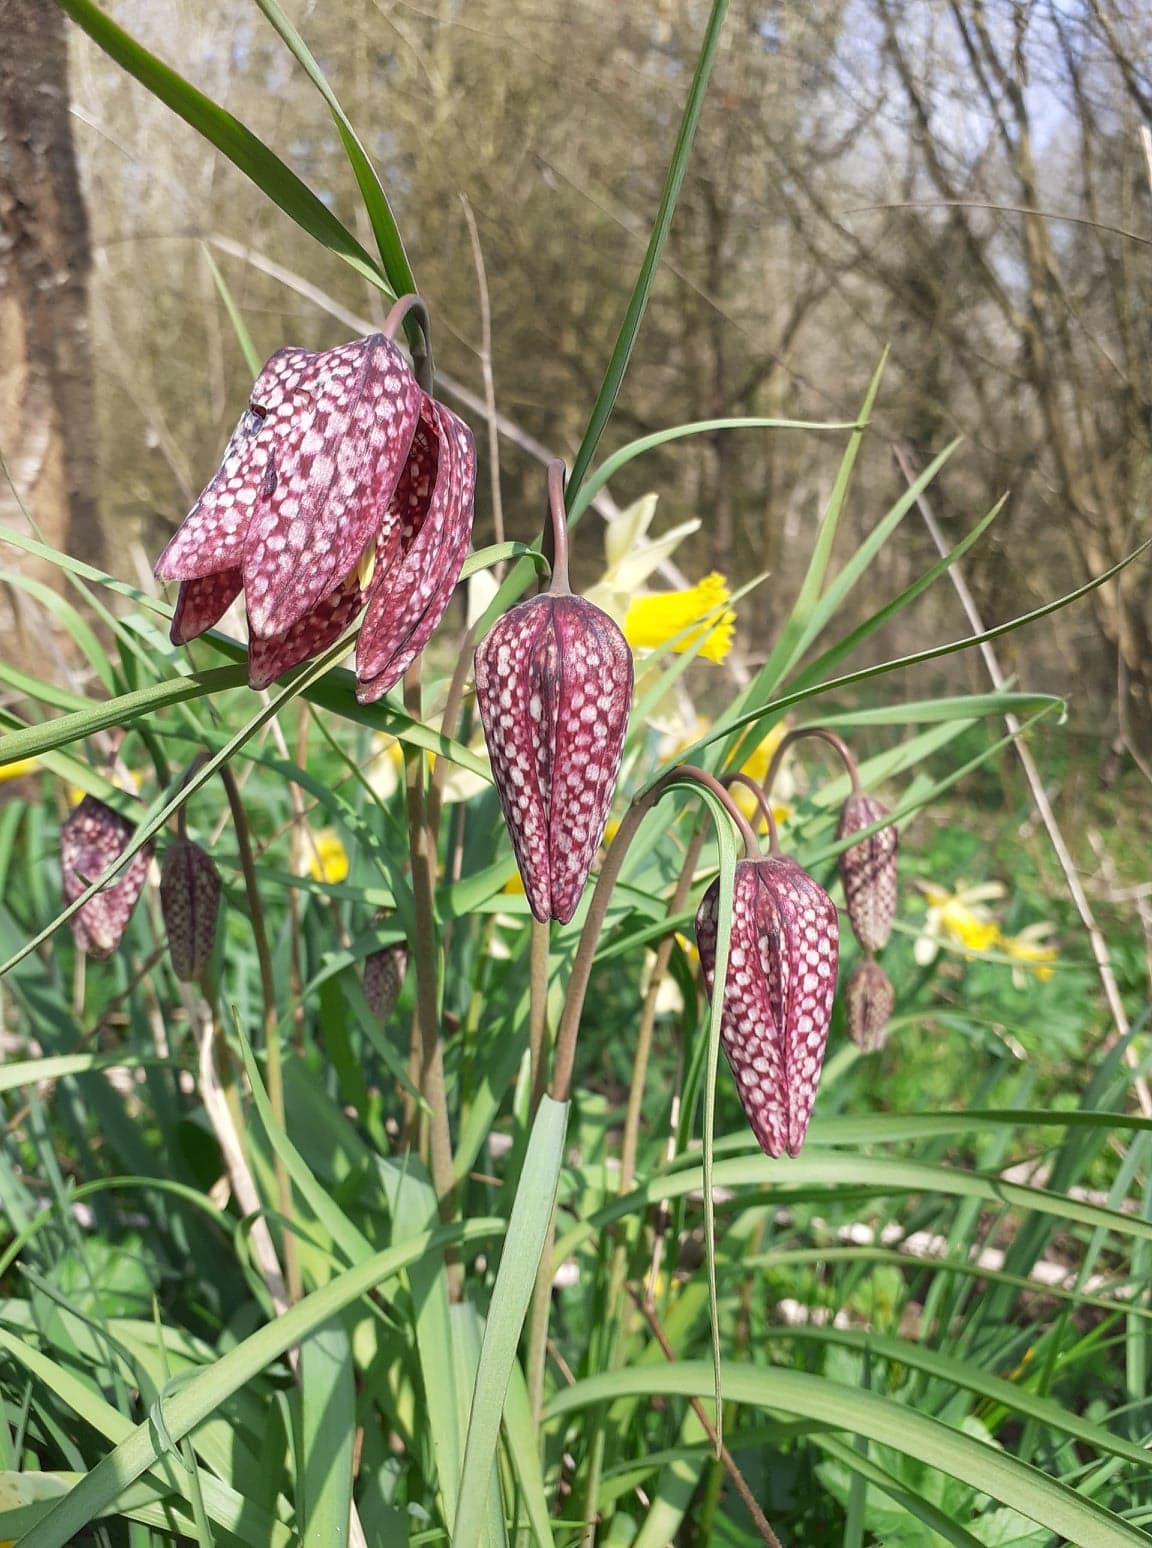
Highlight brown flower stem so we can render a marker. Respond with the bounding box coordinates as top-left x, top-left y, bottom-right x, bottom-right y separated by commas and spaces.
544, 460, 571, 595
721, 771, 782, 857
528, 767, 753, 1421
629, 1289, 785, 1548
528, 918, 552, 1118
381, 293, 434, 395
402, 666, 459, 1242
219, 764, 301, 1304
762, 726, 862, 801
